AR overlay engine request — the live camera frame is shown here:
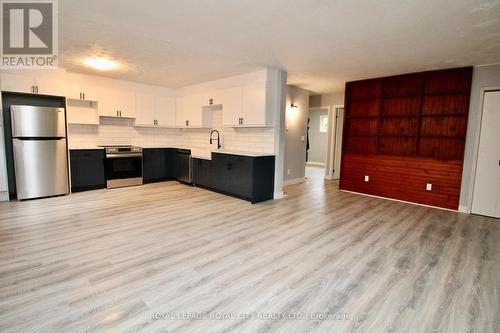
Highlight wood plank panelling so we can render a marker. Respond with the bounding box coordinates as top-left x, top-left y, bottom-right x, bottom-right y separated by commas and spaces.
422, 94, 470, 116
381, 97, 420, 116
339, 154, 463, 209
340, 67, 472, 210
